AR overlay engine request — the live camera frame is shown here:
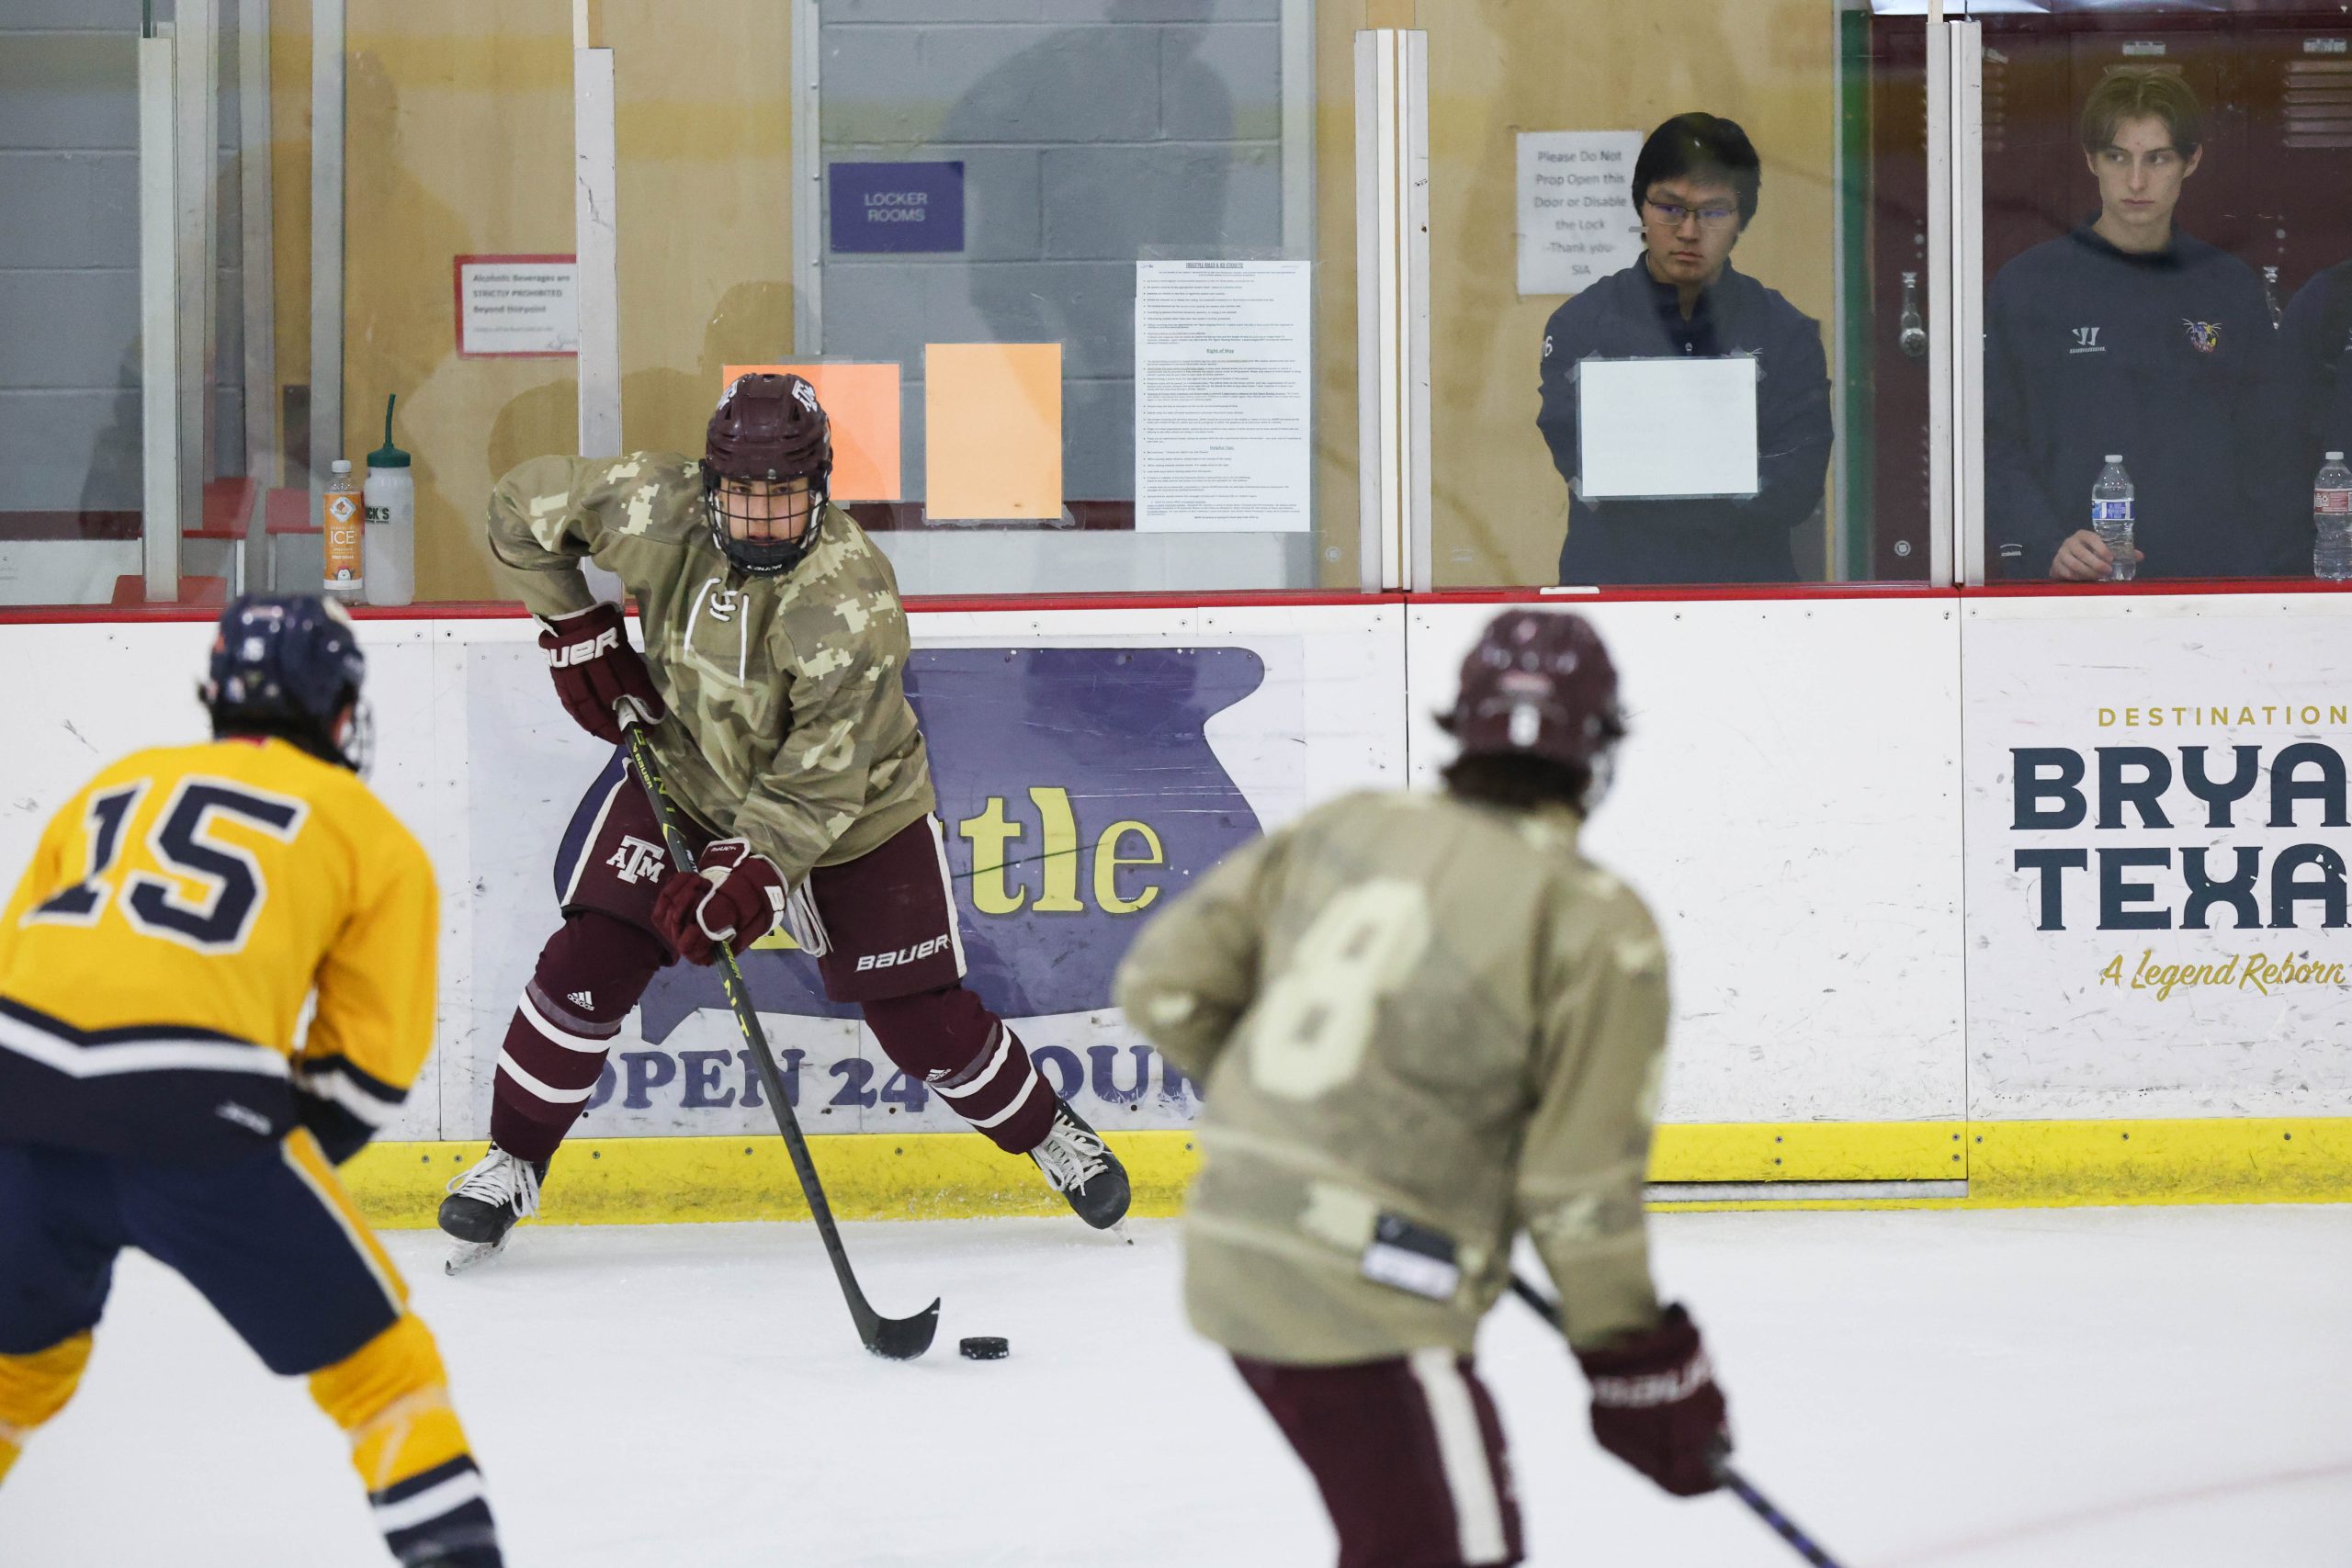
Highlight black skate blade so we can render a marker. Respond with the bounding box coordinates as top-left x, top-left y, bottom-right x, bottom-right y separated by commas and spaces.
857, 1296, 941, 1360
